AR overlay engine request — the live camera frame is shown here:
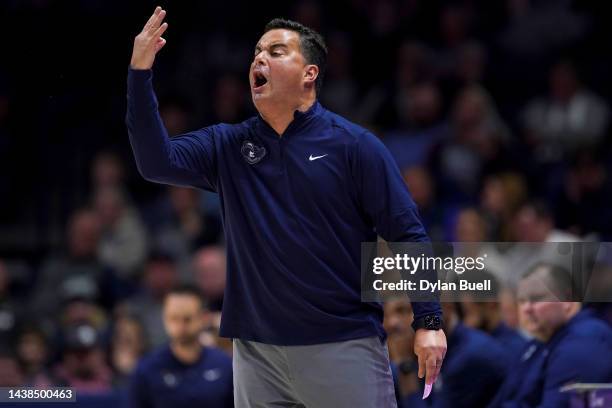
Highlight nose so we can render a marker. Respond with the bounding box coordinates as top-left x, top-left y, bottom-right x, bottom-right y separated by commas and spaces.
253, 51, 268, 67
